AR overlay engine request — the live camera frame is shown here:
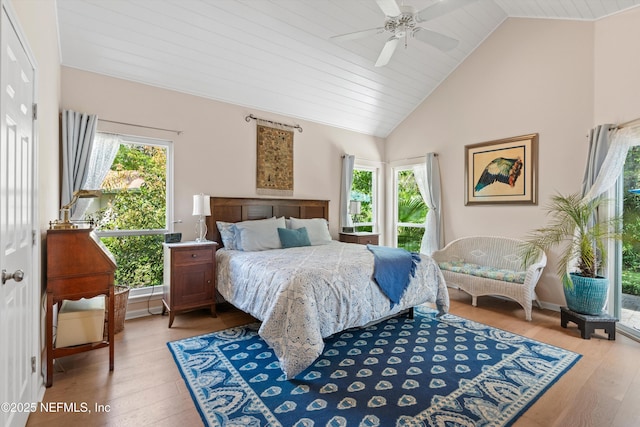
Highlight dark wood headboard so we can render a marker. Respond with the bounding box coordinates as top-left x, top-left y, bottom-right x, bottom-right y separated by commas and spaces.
205, 197, 329, 247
